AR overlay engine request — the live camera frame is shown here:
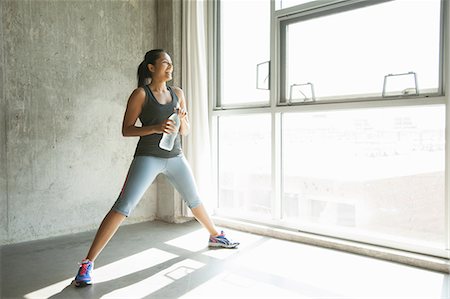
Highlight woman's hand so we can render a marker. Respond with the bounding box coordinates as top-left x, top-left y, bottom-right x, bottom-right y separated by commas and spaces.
176, 107, 188, 120
156, 119, 177, 134
172, 87, 190, 136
